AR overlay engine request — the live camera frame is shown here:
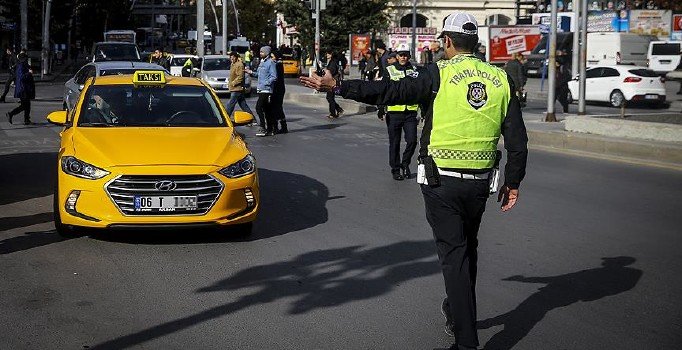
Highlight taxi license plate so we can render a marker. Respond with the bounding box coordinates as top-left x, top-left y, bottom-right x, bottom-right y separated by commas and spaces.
134, 196, 197, 212
645, 94, 659, 100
